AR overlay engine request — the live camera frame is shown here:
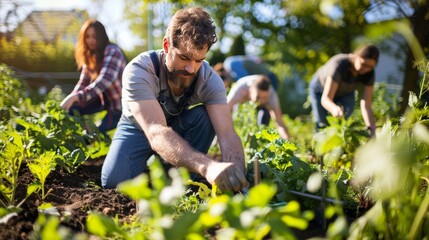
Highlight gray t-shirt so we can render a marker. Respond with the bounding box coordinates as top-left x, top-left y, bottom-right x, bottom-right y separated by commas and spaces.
122, 50, 226, 119
311, 54, 375, 96
227, 75, 280, 110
